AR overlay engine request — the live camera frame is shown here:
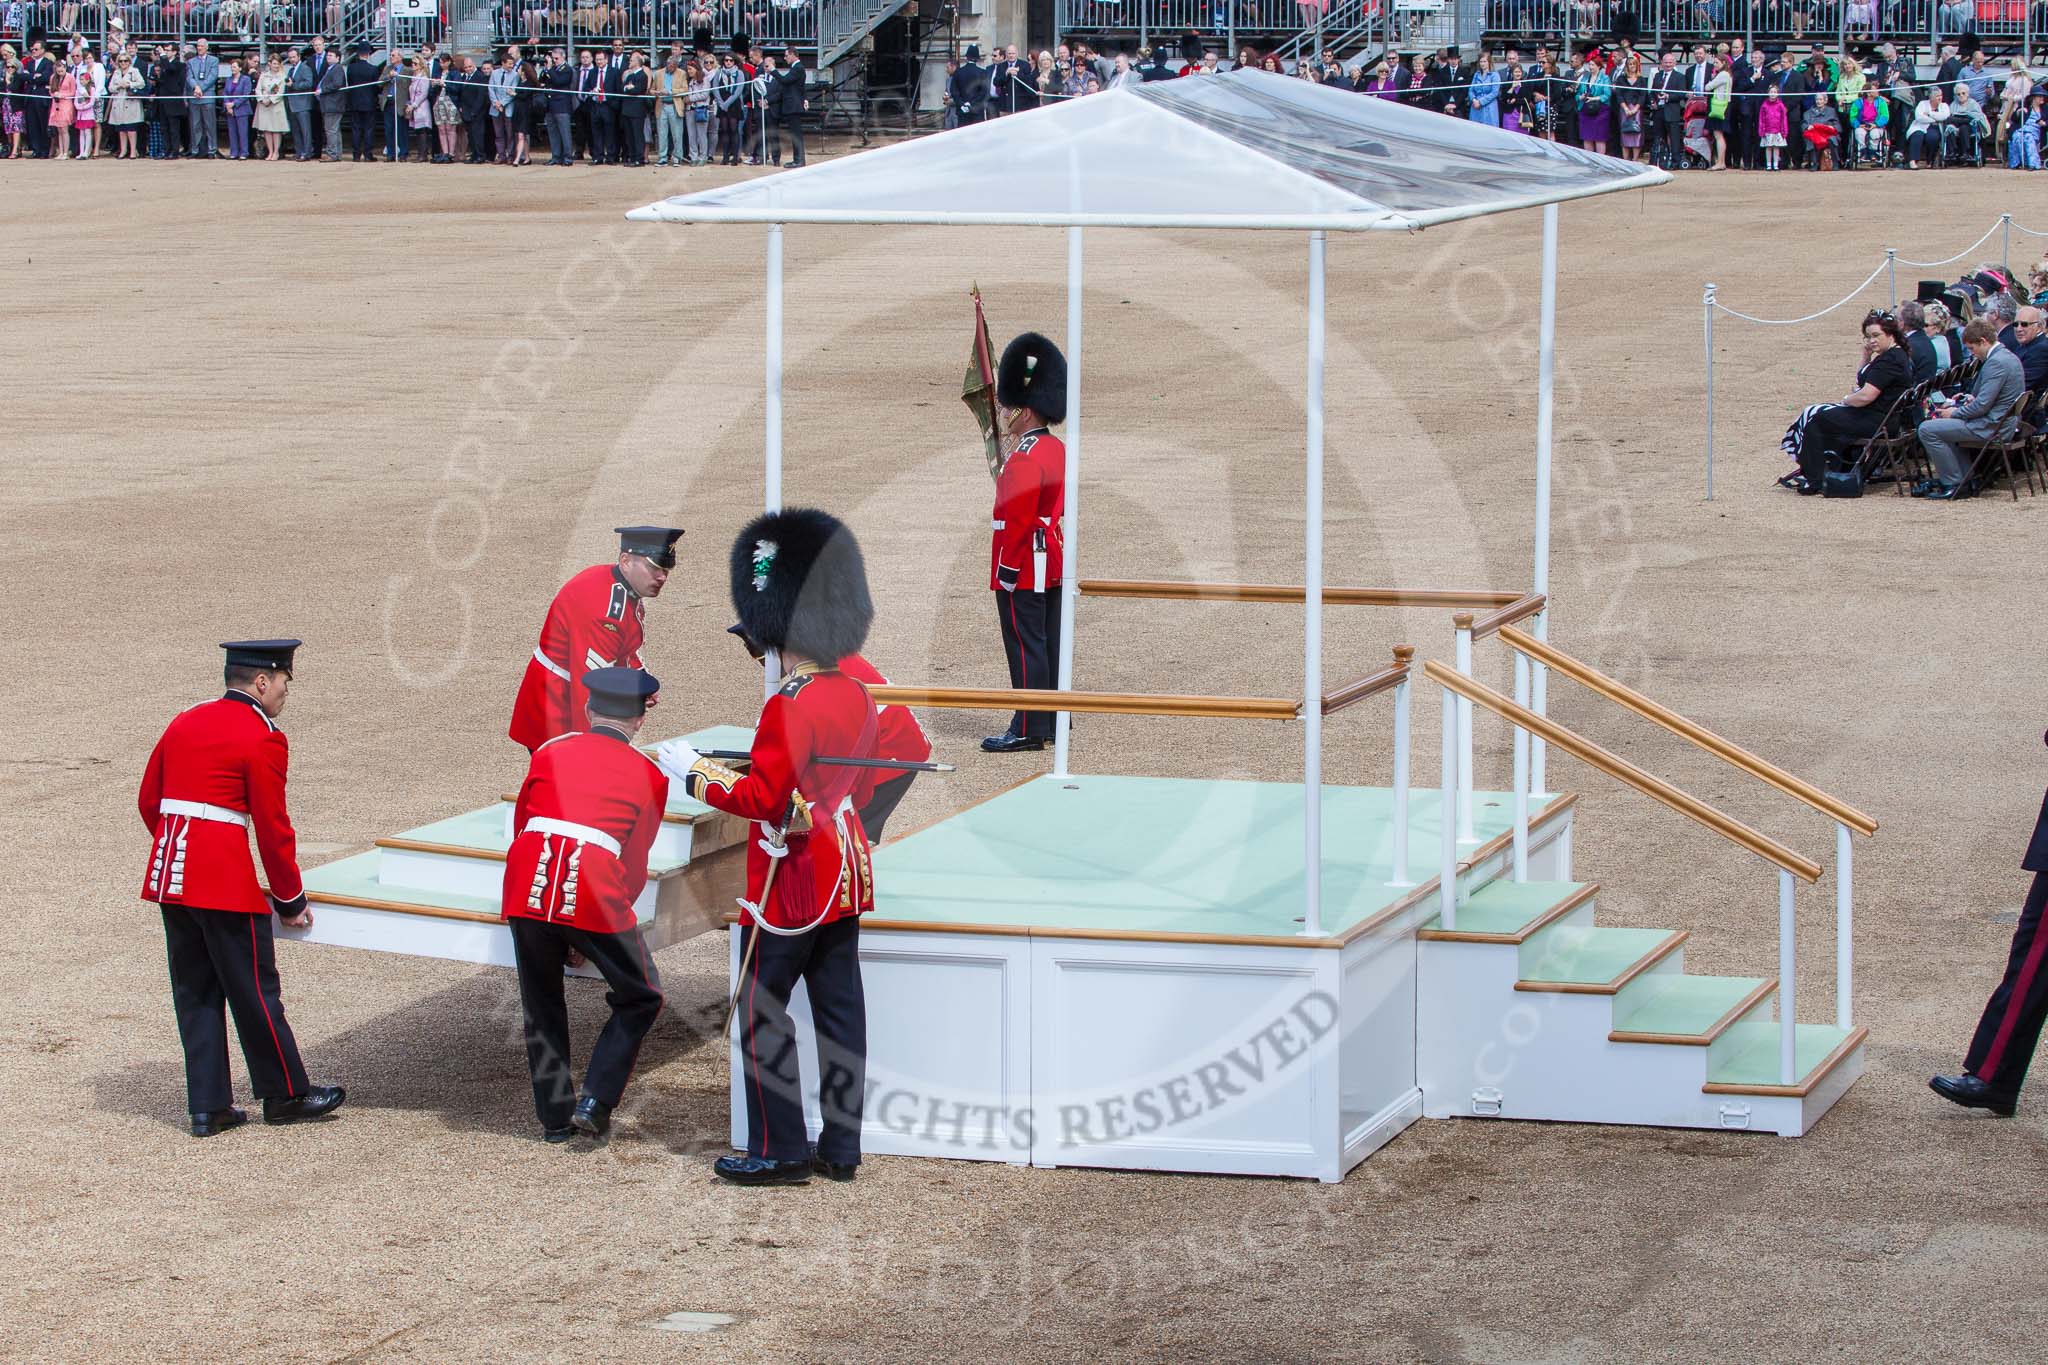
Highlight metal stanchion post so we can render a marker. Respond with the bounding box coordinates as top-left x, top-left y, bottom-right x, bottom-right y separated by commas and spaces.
1704, 282, 1716, 502
2003, 214, 2012, 275
1887, 249, 1896, 311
